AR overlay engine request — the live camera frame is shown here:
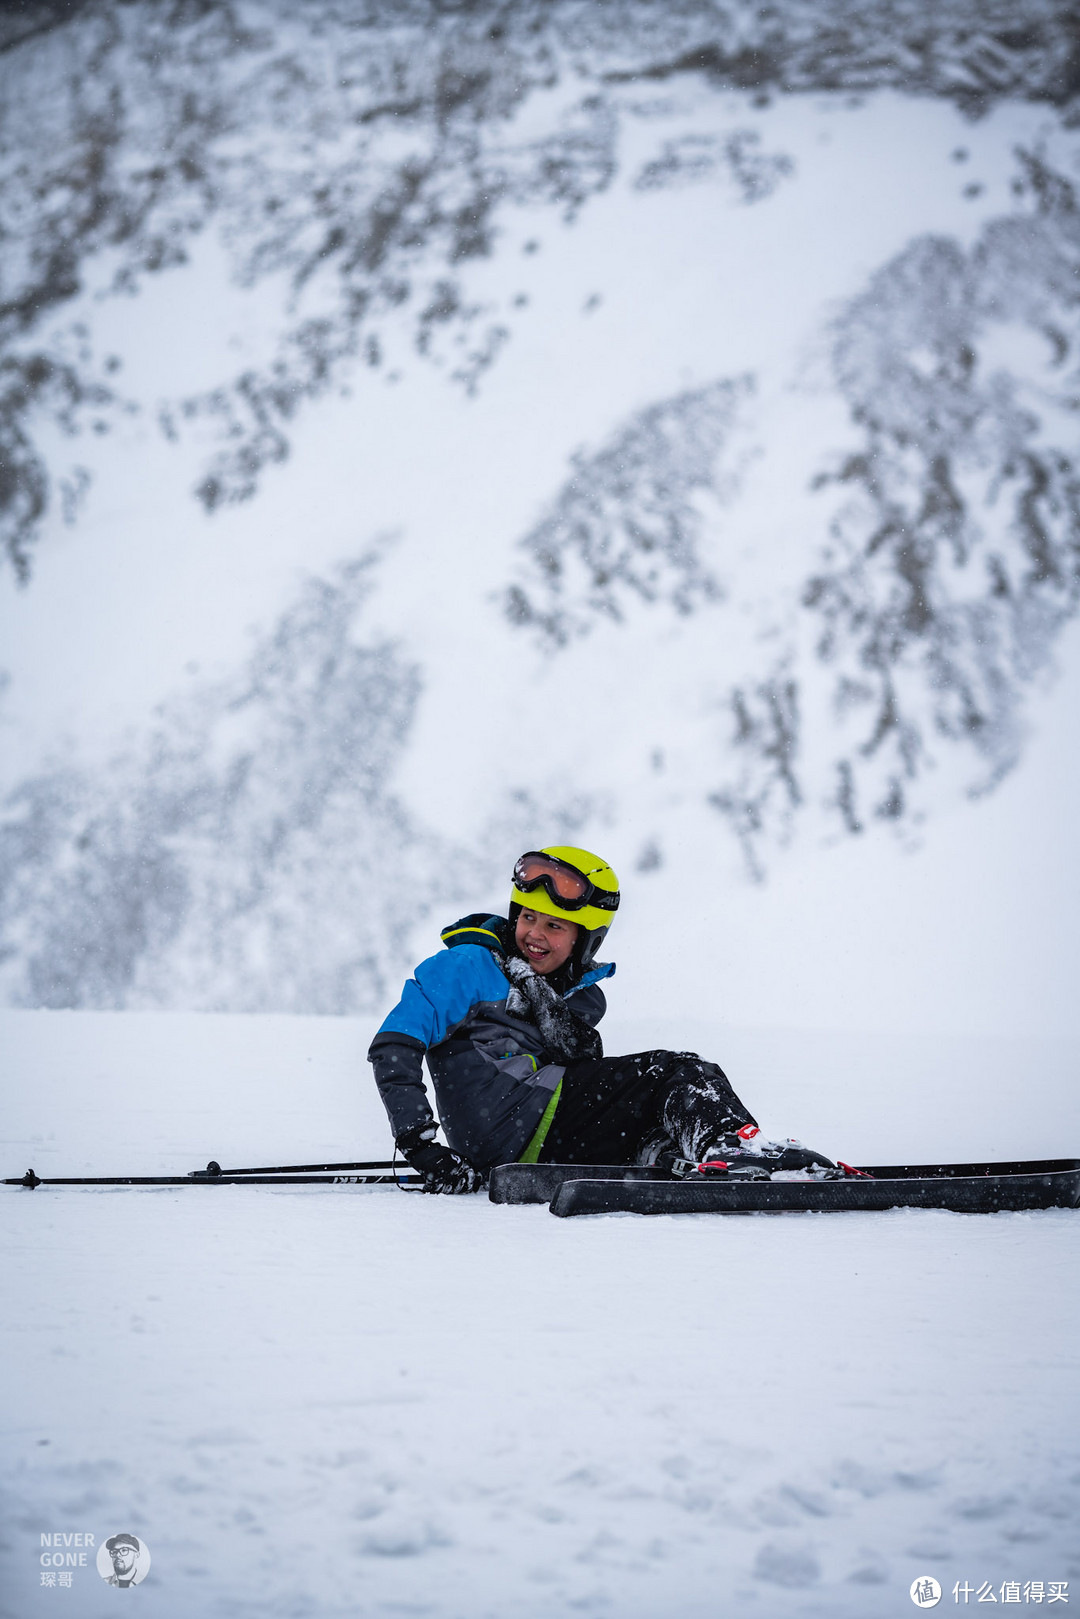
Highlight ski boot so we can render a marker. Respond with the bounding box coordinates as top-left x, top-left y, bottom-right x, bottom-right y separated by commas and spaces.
675, 1125, 844, 1181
